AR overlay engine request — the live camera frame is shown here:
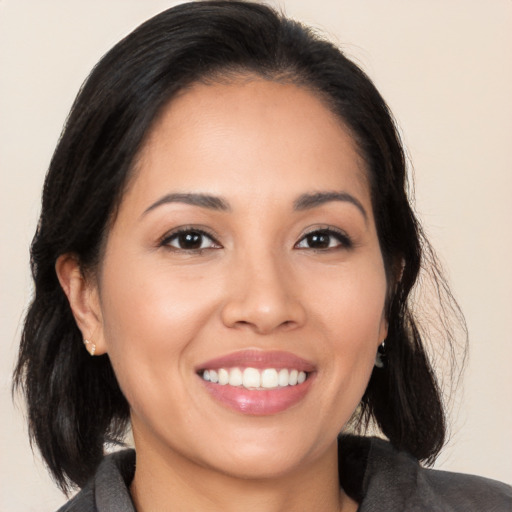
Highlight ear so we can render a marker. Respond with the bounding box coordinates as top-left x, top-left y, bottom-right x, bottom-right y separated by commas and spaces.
55, 254, 107, 355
